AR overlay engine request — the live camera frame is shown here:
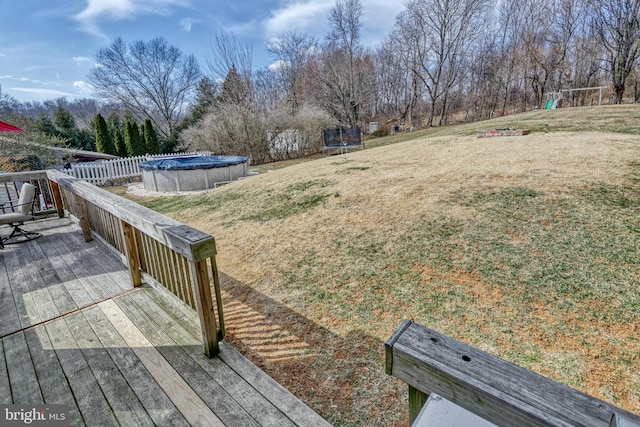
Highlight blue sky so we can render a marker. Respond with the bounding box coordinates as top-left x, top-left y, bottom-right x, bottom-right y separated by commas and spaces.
0, 0, 399, 103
